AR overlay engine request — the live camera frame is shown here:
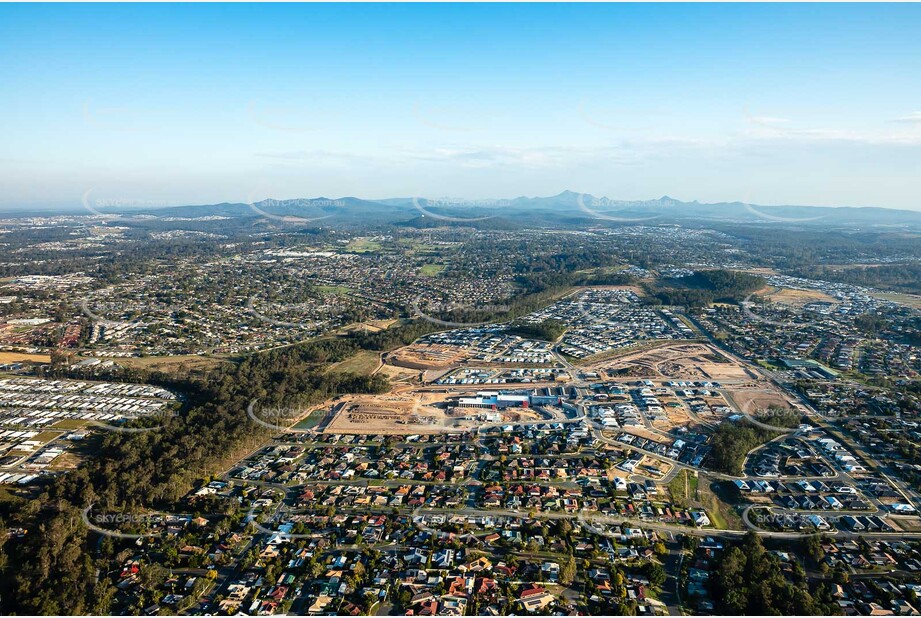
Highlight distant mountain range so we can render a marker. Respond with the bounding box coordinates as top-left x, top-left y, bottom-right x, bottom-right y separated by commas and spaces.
19, 191, 921, 228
